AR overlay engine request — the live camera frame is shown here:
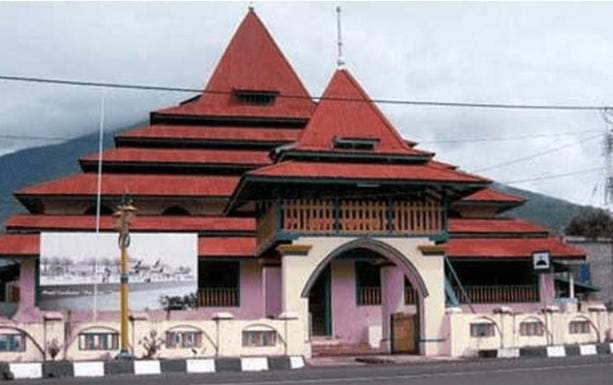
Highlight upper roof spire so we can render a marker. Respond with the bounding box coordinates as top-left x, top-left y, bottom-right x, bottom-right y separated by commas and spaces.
156, 9, 315, 120
336, 6, 345, 68
288, 69, 424, 156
